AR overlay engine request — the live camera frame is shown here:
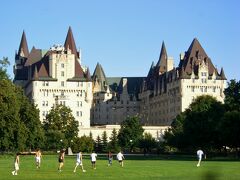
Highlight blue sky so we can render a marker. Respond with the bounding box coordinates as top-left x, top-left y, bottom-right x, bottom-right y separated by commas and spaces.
1, 0, 239, 80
